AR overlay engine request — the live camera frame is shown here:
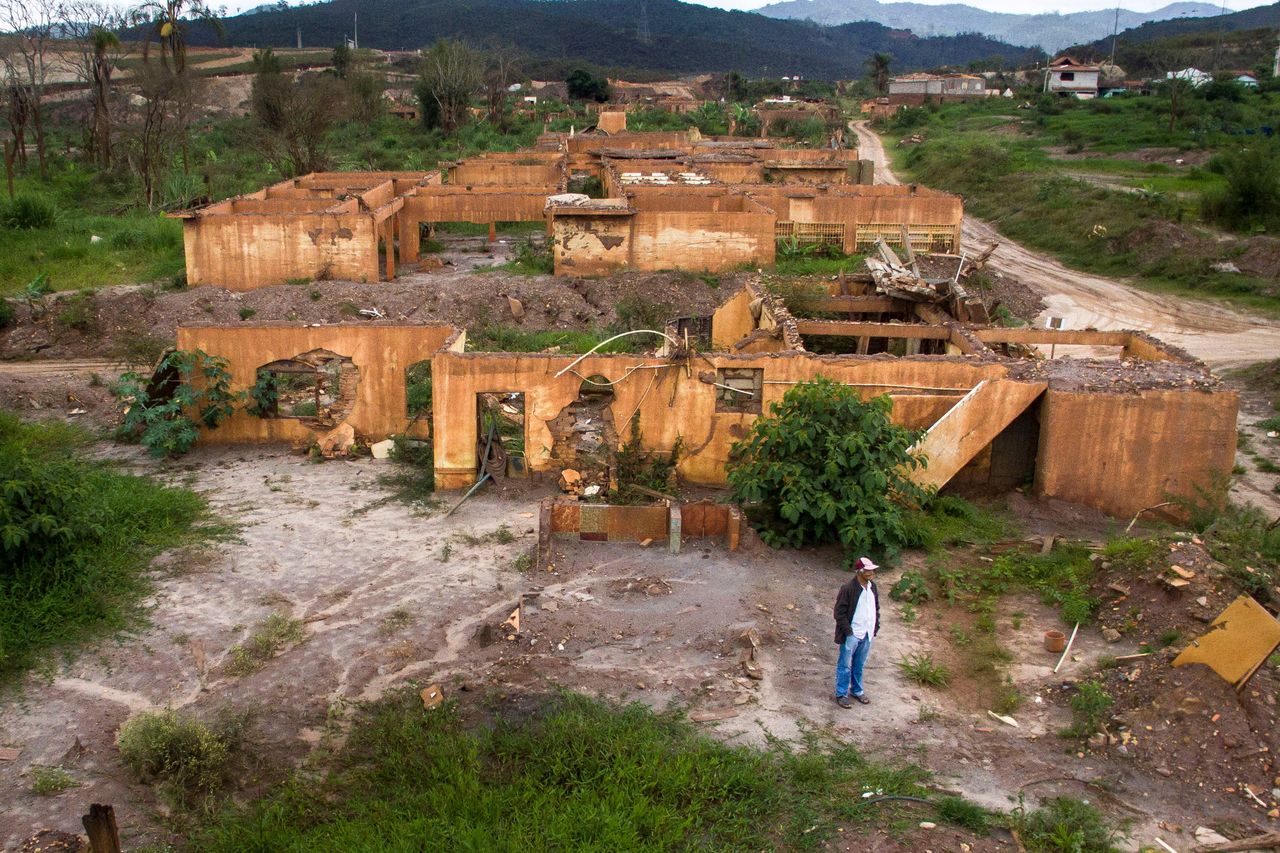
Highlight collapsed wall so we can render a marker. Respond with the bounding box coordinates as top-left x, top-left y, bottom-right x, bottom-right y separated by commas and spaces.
175, 279, 1238, 521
